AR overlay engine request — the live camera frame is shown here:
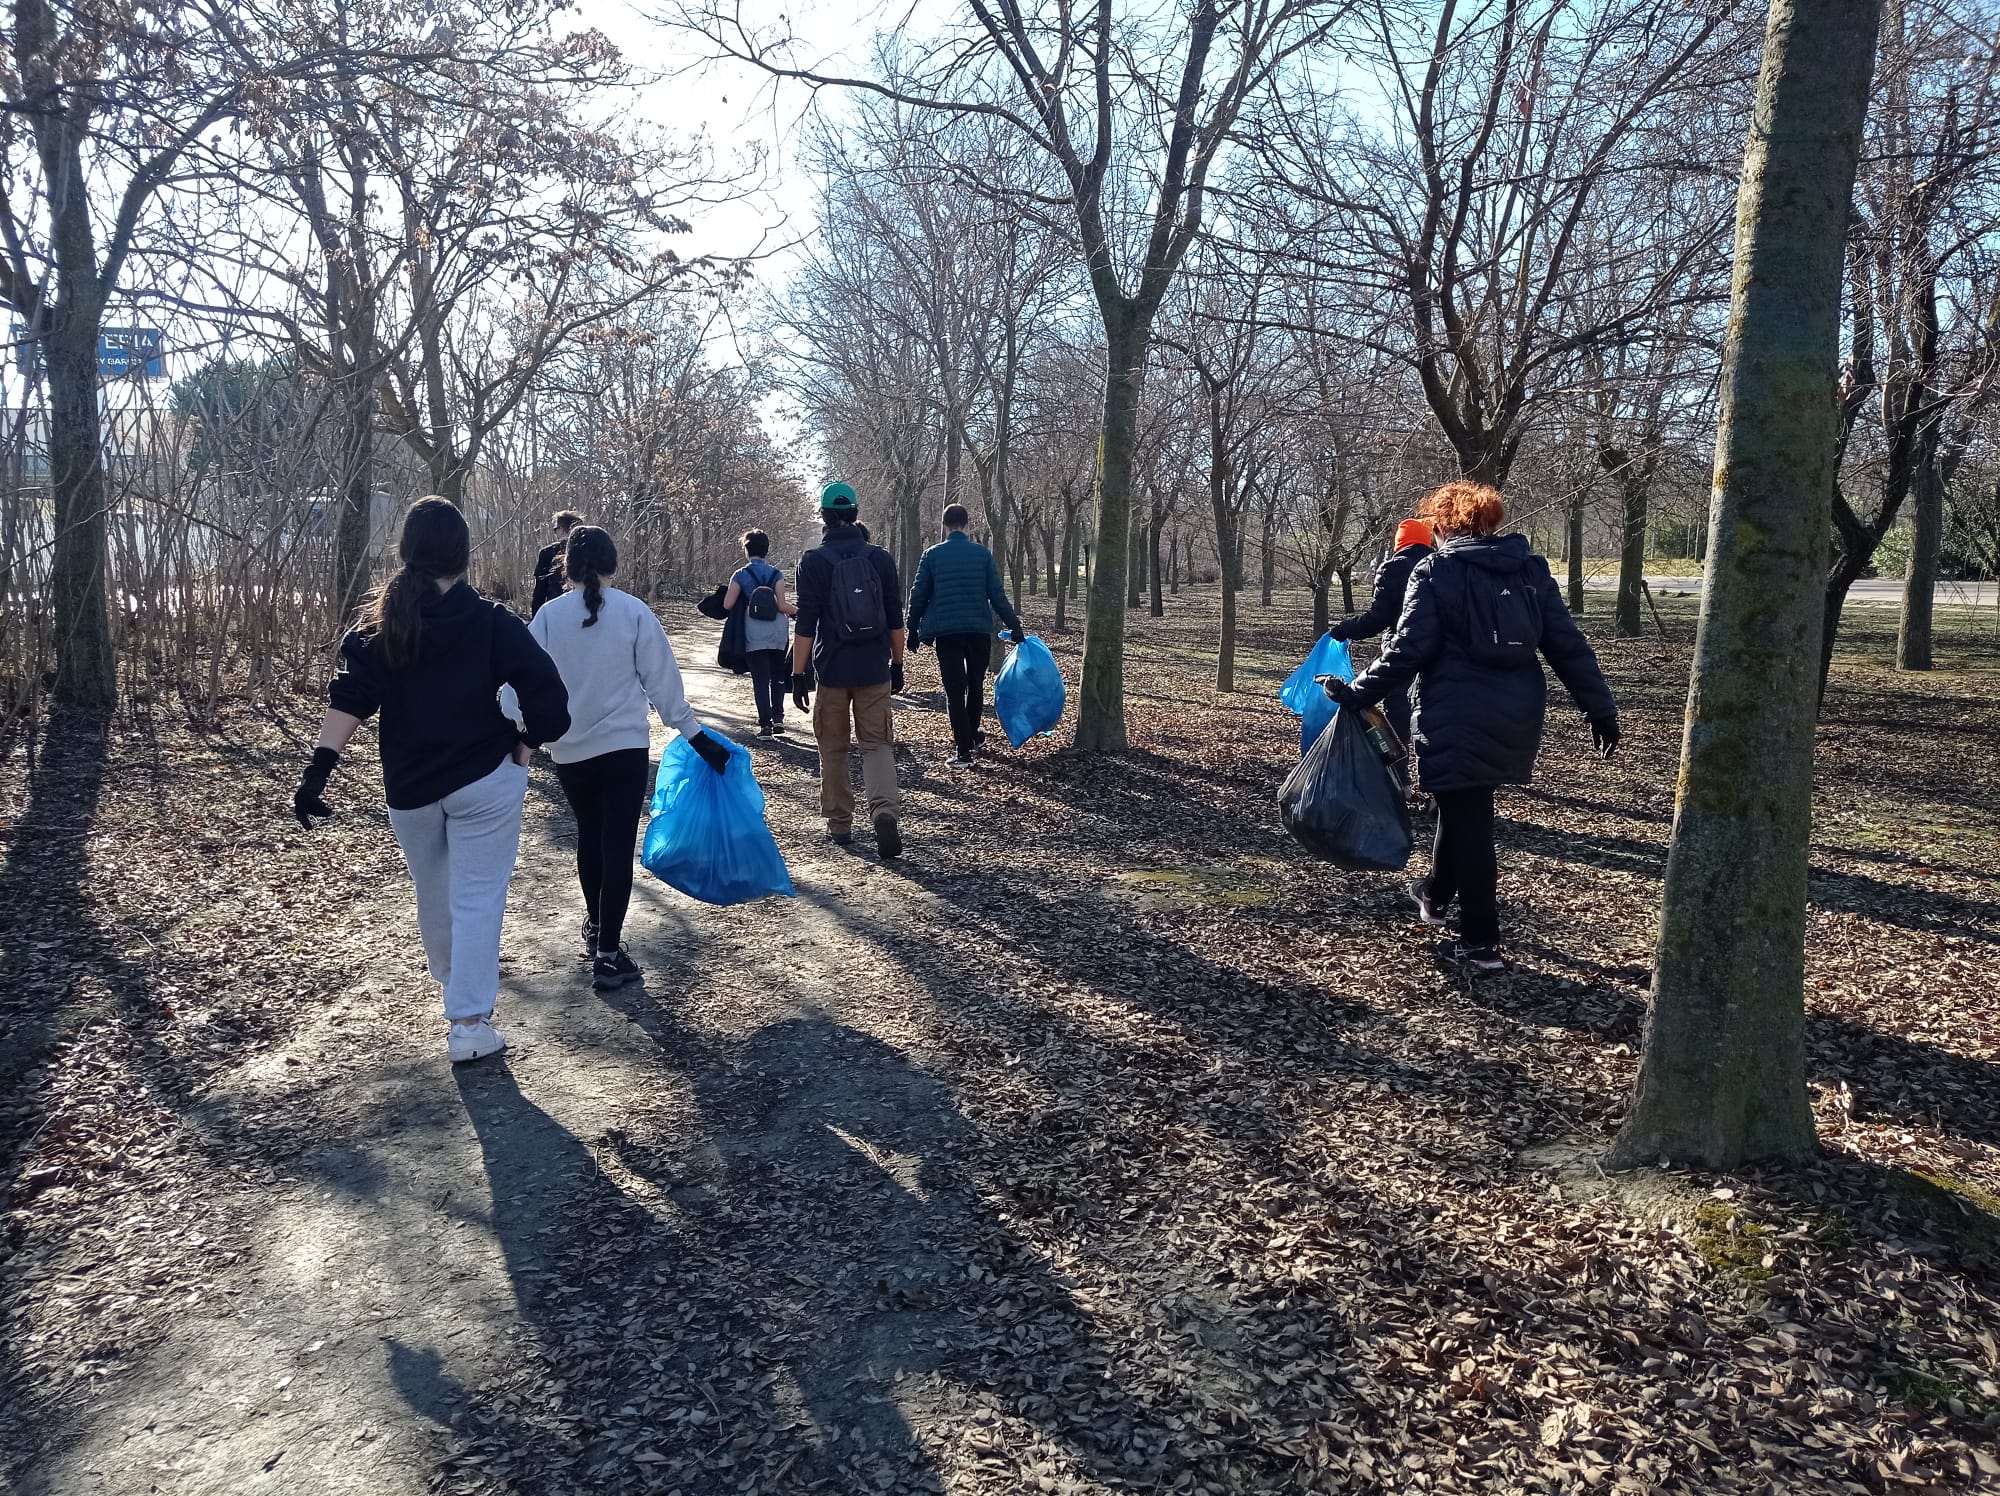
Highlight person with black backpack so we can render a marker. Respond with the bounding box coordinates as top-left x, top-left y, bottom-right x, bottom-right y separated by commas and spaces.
724, 529, 798, 736
790, 481, 906, 856
1322, 481, 1620, 974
